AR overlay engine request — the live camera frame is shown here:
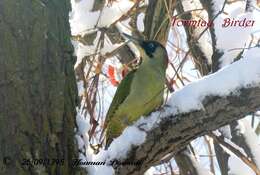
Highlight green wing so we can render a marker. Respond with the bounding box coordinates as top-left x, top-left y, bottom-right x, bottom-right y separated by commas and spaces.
105, 69, 136, 122
103, 69, 136, 147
